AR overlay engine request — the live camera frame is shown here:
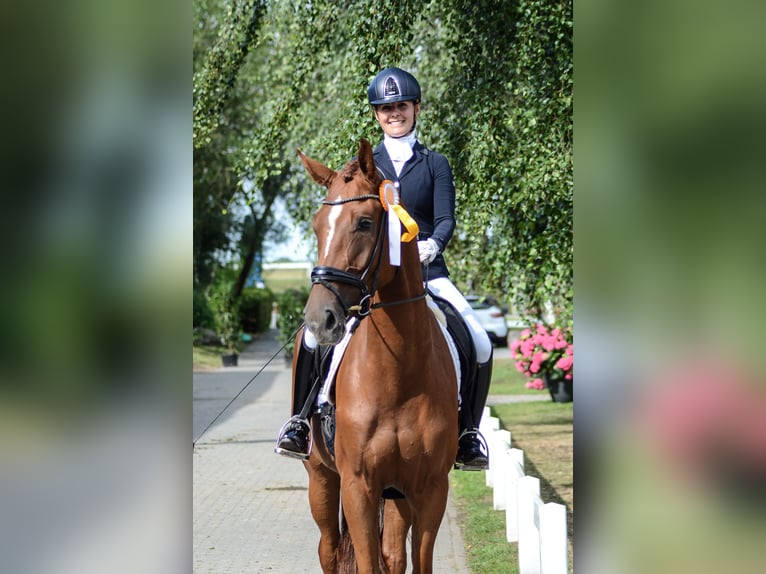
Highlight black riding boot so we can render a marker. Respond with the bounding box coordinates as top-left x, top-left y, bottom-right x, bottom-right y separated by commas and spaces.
455, 355, 493, 471
275, 335, 320, 460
